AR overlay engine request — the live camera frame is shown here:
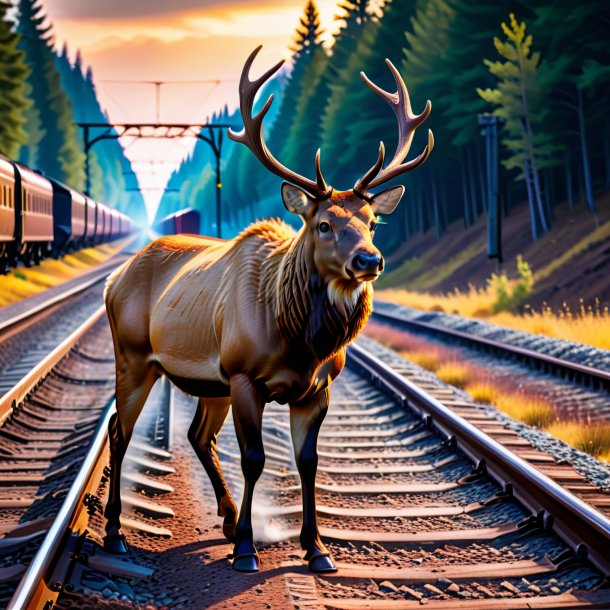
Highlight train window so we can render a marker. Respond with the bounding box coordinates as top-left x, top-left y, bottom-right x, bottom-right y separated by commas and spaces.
1, 185, 5, 207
